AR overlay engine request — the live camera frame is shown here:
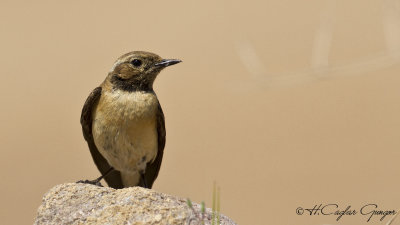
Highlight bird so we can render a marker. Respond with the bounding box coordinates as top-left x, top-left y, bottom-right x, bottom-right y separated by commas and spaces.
79, 51, 181, 189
